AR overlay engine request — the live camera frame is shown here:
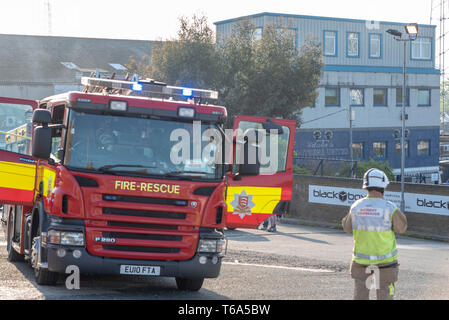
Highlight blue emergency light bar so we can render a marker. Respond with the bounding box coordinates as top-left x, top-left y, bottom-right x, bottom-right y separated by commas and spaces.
81, 77, 218, 100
